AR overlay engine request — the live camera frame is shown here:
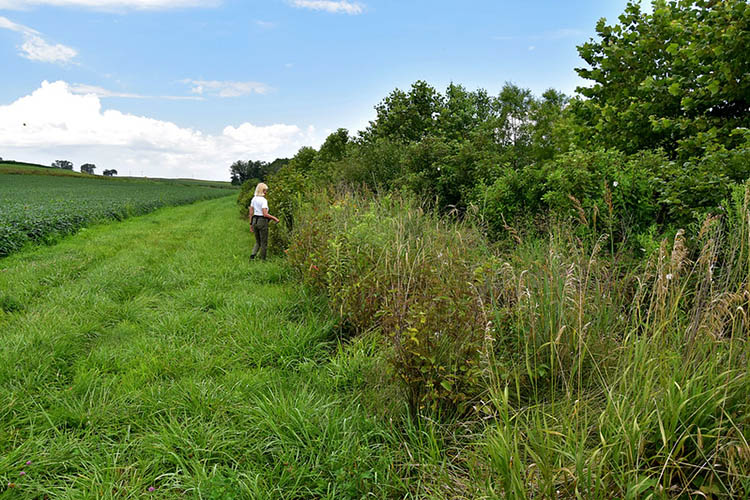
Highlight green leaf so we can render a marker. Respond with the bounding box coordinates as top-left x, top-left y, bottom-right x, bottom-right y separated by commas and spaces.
668, 82, 681, 96
707, 79, 720, 96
